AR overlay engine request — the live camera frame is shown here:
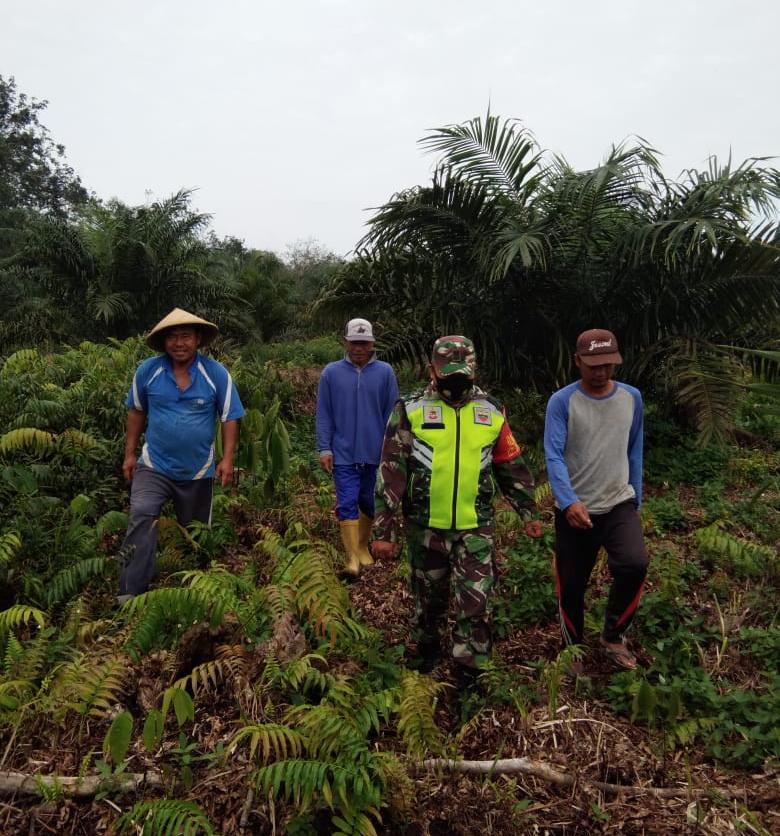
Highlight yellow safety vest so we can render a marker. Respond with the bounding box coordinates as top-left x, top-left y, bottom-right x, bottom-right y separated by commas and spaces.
406, 395, 505, 530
